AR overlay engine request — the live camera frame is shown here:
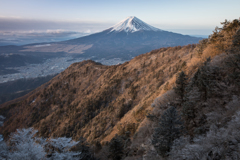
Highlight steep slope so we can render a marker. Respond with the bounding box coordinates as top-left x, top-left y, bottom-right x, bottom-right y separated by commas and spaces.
121, 19, 240, 160
0, 44, 196, 141
0, 18, 239, 160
